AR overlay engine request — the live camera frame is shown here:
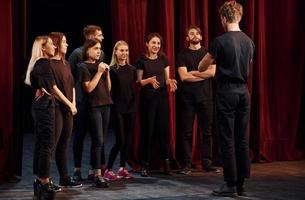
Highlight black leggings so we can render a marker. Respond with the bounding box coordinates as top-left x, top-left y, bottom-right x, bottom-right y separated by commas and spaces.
54, 105, 73, 178
107, 112, 135, 169
73, 102, 105, 168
